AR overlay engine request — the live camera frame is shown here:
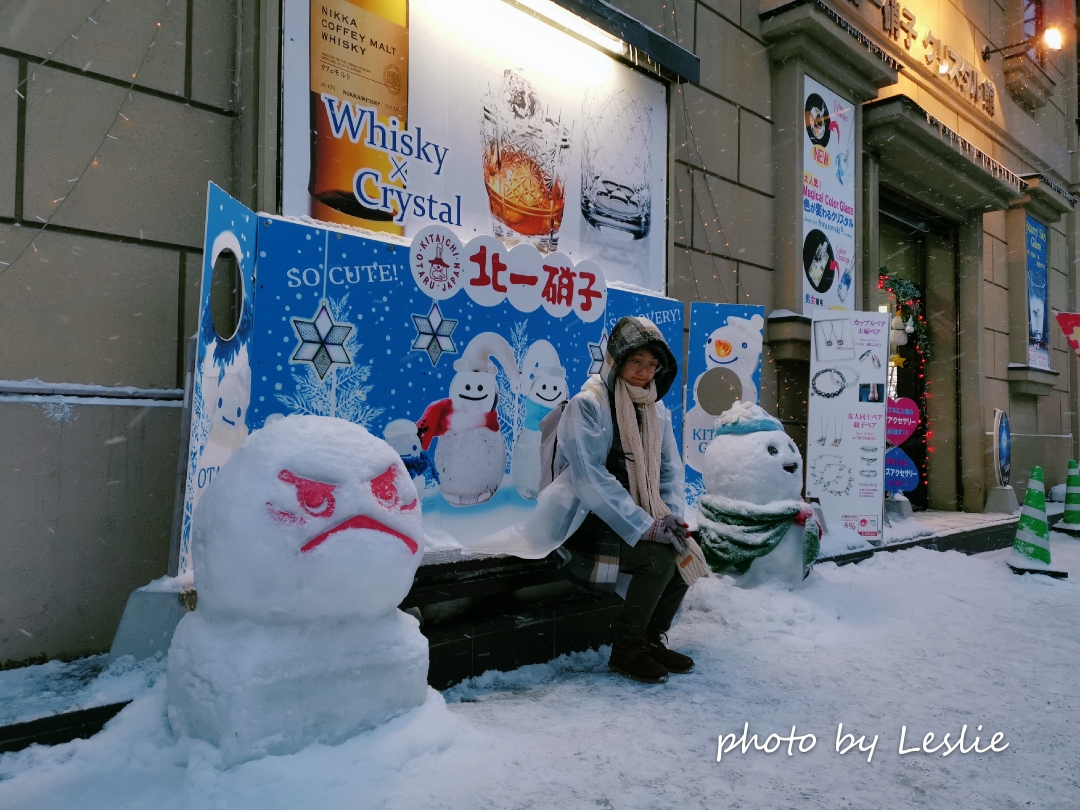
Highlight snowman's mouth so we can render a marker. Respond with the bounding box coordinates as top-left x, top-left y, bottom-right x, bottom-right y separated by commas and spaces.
535, 391, 562, 402
783, 463, 799, 473
709, 355, 739, 365
300, 515, 419, 555
458, 394, 488, 401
